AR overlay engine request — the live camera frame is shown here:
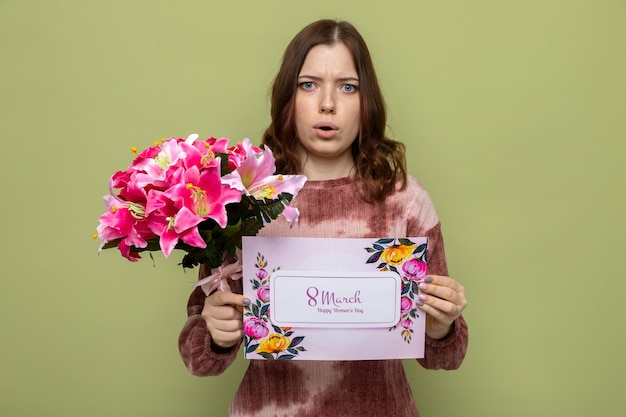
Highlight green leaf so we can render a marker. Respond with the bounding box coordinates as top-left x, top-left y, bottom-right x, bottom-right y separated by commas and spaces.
260, 304, 270, 317
376, 238, 394, 245
290, 336, 305, 347
414, 243, 427, 255
398, 238, 415, 246
221, 222, 243, 238
198, 229, 213, 241
366, 252, 381, 264
239, 218, 264, 238
101, 238, 122, 250
214, 152, 233, 175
